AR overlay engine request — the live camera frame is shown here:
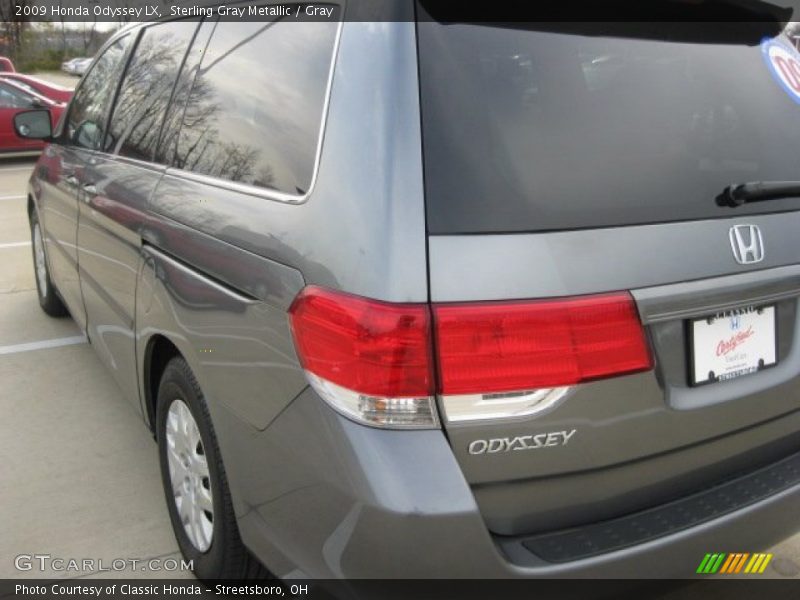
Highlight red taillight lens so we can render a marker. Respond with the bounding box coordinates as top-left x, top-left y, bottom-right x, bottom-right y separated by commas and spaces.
288, 286, 433, 397
433, 293, 652, 395
289, 286, 653, 425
